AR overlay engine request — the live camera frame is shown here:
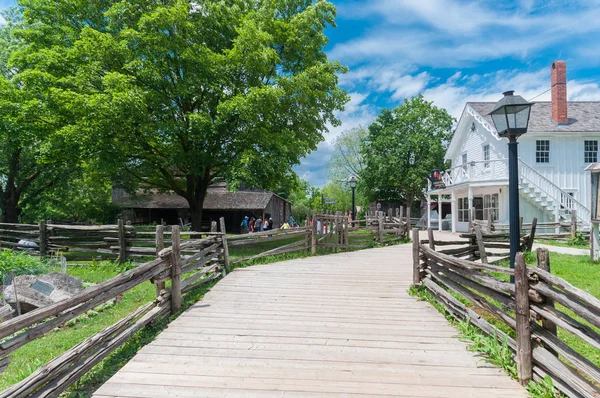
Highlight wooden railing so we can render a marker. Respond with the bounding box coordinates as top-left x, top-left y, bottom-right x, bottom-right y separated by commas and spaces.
316, 209, 408, 252
0, 223, 226, 397
414, 228, 600, 397
227, 226, 312, 265
0, 221, 219, 263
